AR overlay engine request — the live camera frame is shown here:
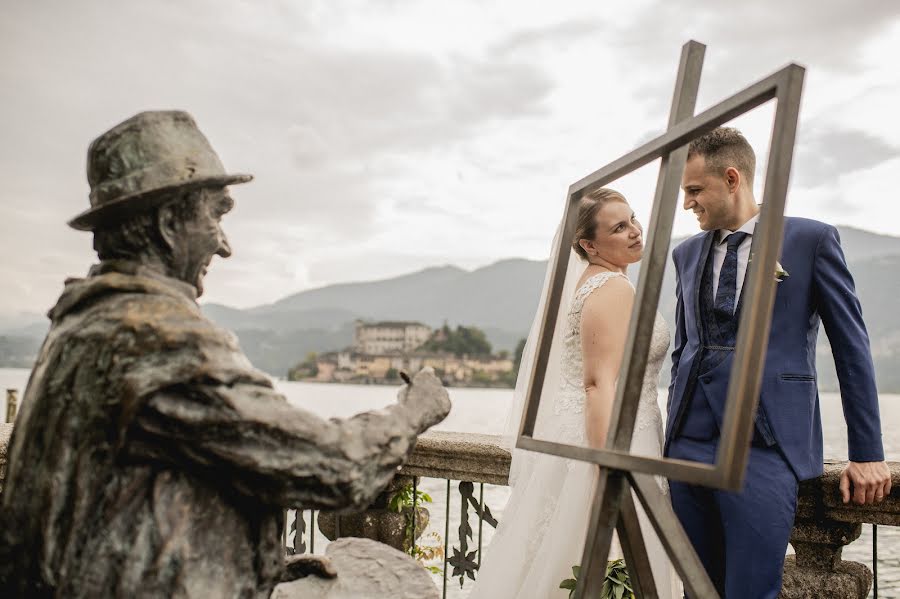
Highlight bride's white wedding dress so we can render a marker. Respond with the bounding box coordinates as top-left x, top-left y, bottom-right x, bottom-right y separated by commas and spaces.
469, 271, 680, 599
